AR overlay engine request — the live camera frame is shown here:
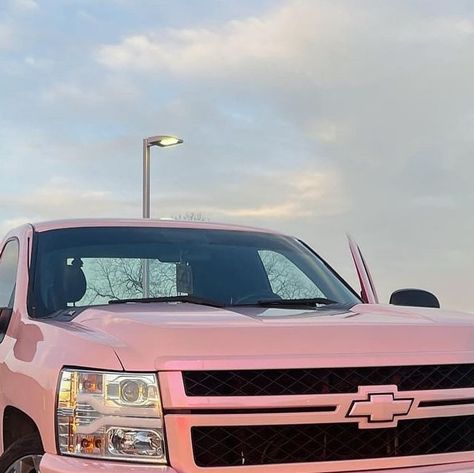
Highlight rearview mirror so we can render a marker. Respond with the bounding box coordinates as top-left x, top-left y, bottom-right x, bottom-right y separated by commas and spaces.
389, 289, 440, 308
